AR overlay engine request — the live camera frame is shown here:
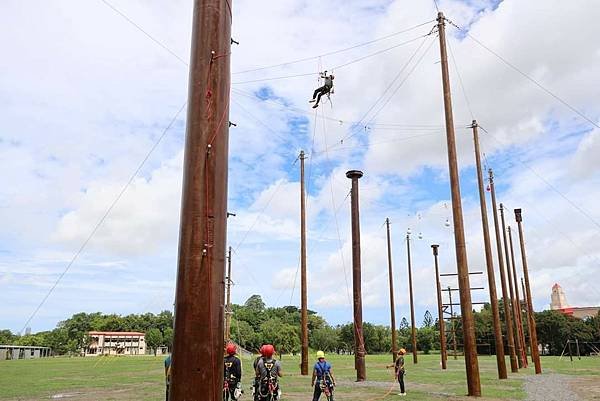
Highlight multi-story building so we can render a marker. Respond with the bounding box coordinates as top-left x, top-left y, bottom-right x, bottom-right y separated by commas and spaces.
85, 331, 146, 356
